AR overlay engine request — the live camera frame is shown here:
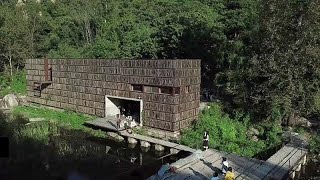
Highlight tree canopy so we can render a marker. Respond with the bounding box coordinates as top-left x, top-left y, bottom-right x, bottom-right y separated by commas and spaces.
0, 0, 319, 122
